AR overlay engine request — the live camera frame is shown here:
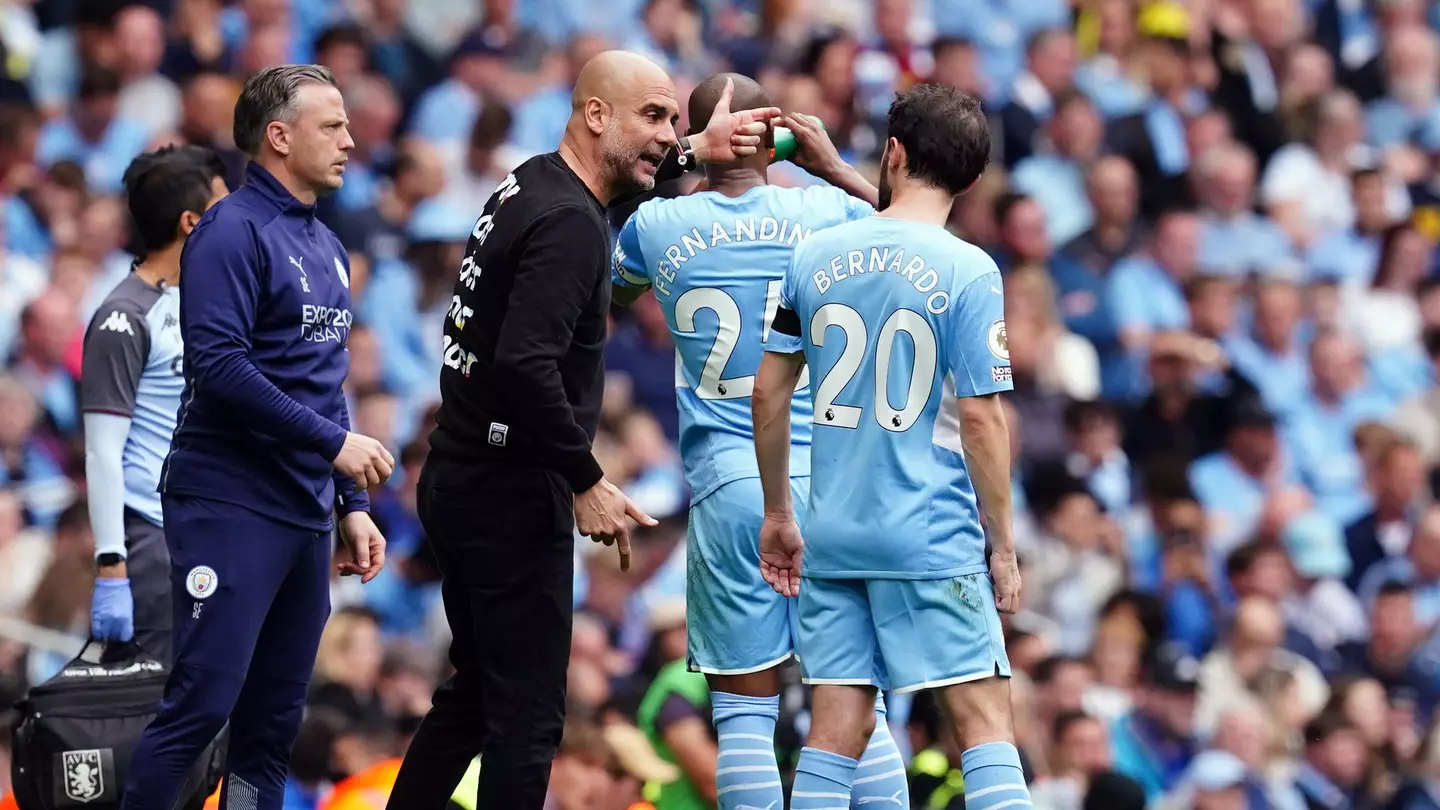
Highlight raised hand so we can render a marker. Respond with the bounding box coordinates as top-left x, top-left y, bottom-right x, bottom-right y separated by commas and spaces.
697, 77, 783, 162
